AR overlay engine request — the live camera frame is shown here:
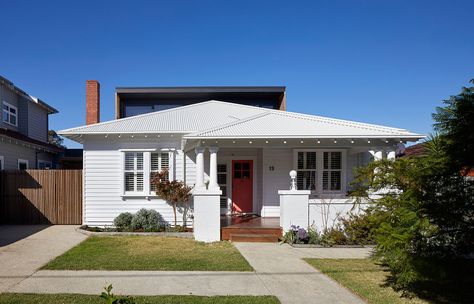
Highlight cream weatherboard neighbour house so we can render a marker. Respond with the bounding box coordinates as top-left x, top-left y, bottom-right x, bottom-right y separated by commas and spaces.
59, 82, 424, 242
